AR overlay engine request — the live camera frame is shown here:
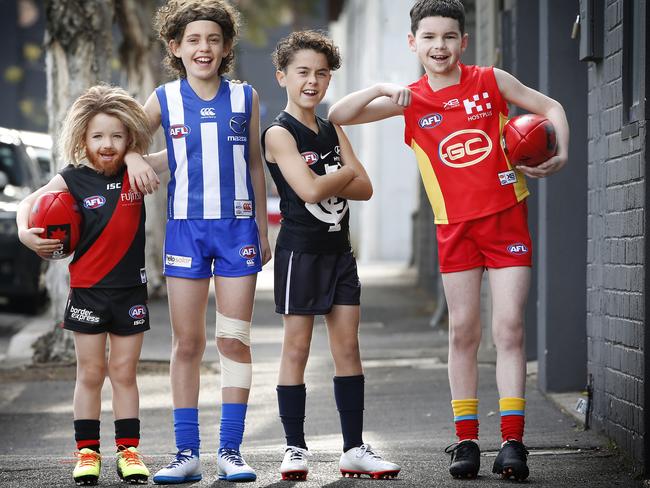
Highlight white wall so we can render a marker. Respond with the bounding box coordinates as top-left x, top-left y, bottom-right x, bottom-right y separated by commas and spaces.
328, 0, 421, 263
